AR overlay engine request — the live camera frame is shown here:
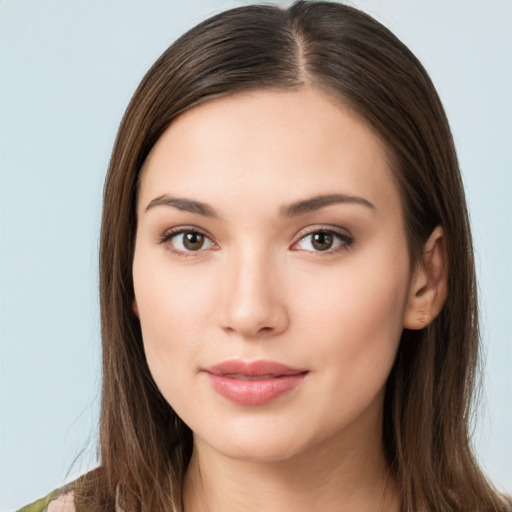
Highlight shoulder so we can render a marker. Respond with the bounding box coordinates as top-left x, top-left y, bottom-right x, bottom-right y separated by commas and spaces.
15, 468, 103, 512
15, 491, 75, 512
16, 468, 115, 512
48, 492, 76, 512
